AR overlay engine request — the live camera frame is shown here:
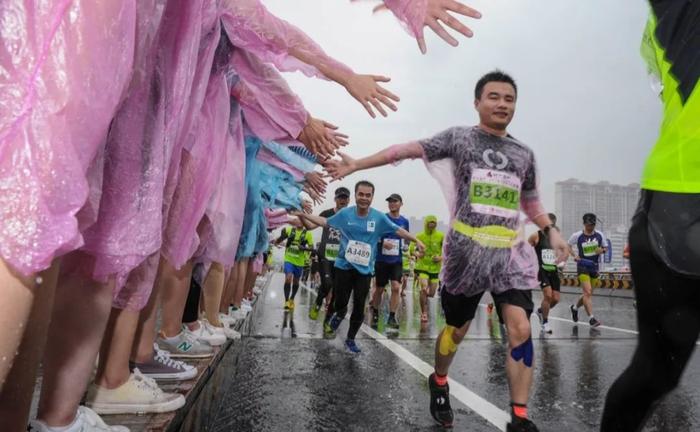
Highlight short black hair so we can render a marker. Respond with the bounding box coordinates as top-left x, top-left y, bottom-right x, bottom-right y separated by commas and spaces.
548, 213, 557, 225
474, 70, 518, 100
355, 180, 375, 194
